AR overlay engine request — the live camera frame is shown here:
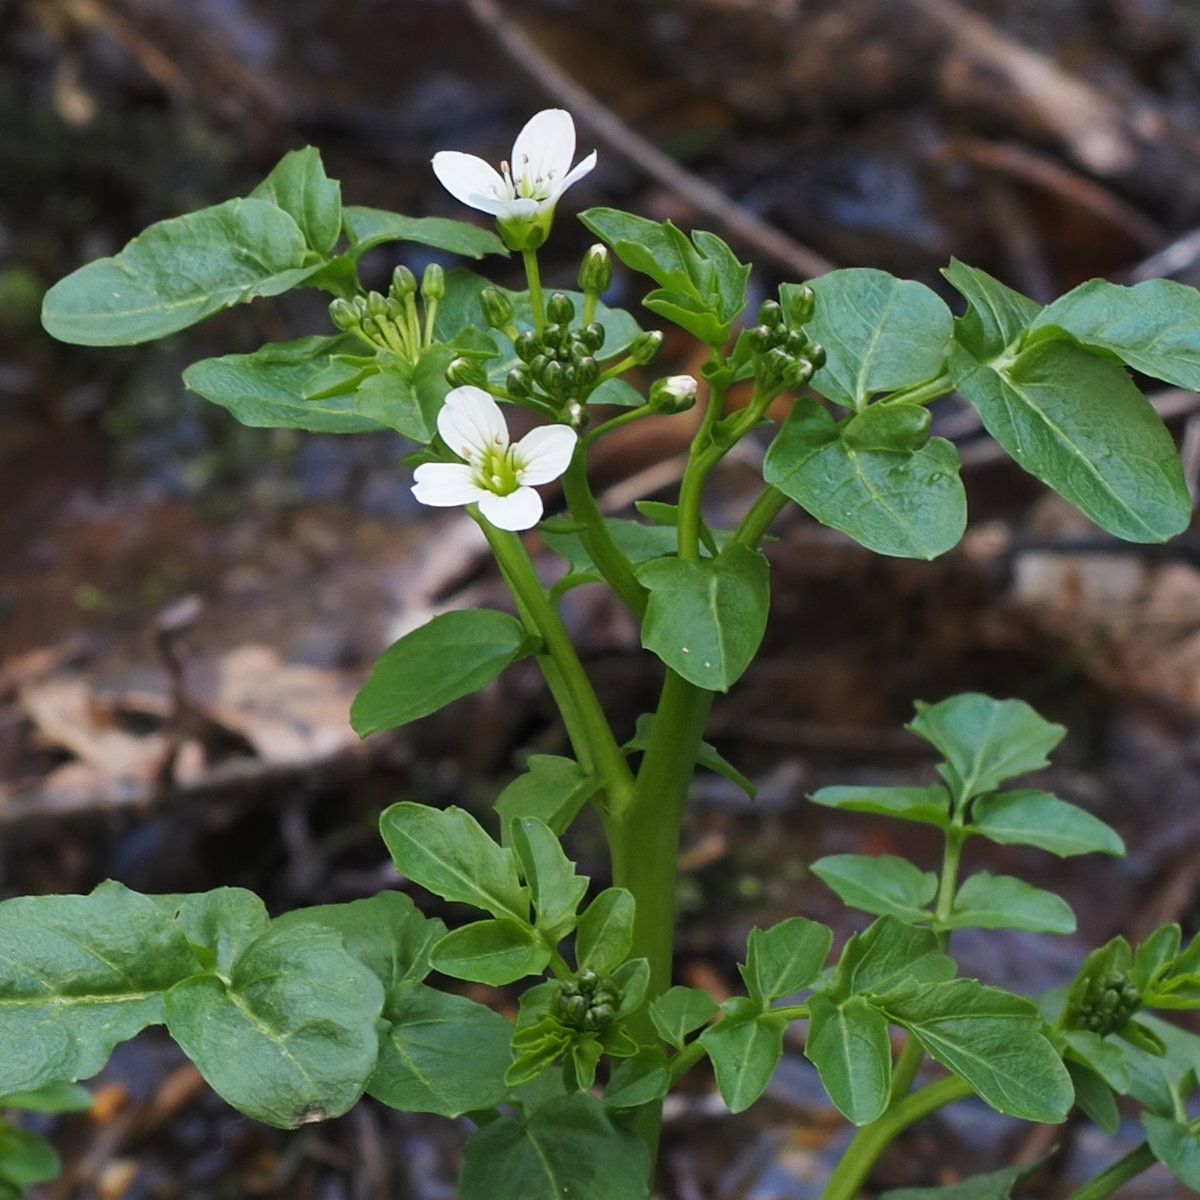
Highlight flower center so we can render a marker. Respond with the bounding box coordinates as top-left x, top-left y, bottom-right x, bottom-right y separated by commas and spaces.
498, 156, 557, 202
473, 442, 523, 496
